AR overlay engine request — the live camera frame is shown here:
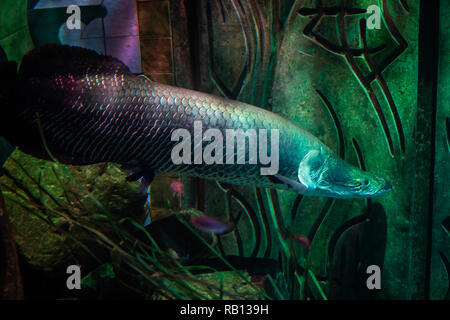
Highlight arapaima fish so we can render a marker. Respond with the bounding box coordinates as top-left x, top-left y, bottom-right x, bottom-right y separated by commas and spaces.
0, 45, 391, 198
